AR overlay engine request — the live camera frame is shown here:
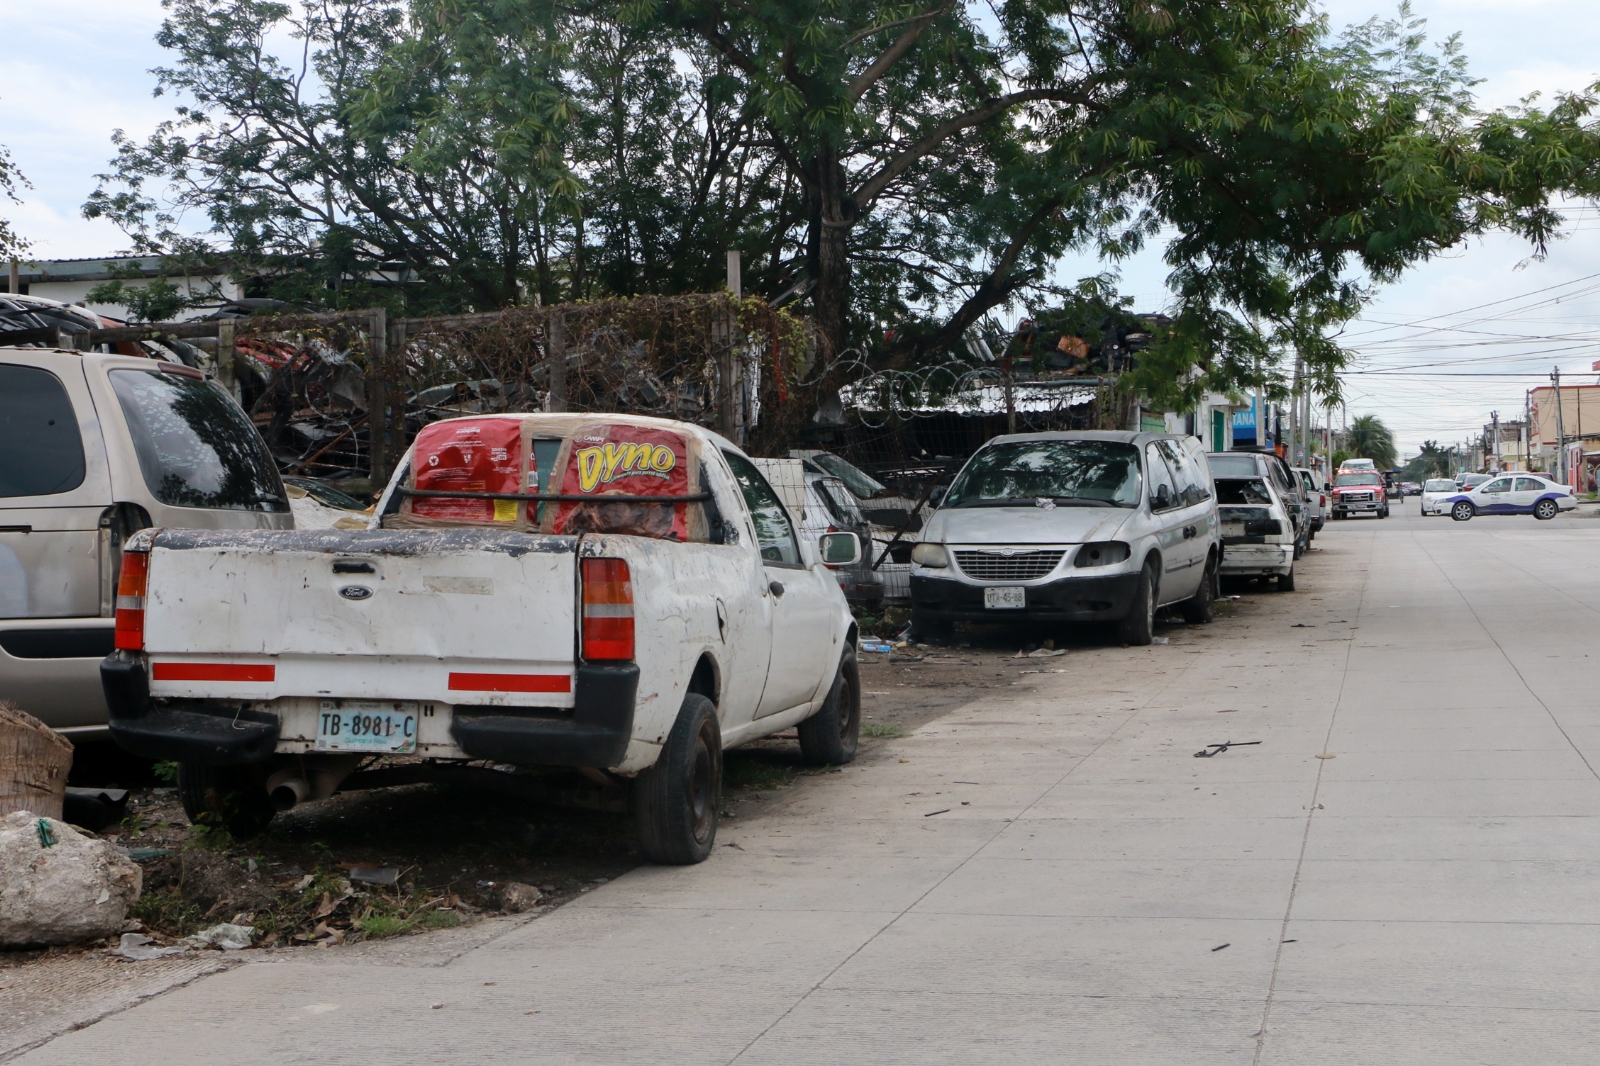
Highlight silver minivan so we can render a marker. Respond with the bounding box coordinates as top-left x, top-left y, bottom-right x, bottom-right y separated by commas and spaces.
0, 346, 292, 738
907, 431, 1221, 646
